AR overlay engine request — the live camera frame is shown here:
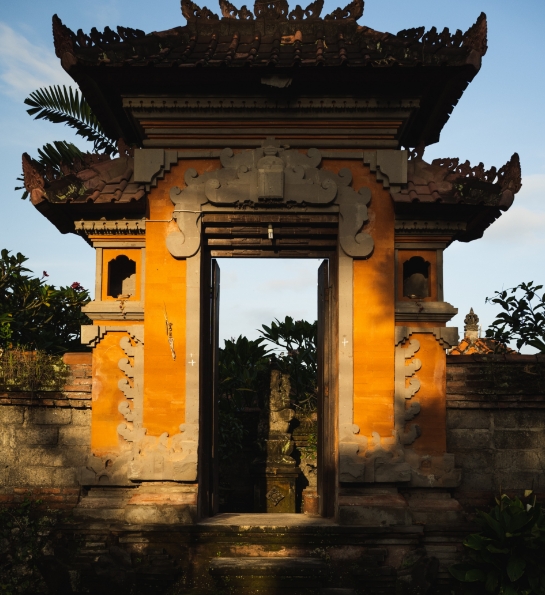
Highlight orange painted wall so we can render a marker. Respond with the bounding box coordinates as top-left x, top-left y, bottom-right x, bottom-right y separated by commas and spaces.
351, 167, 396, 437
91, 331, 129, 455
408, 333, 447, 455
143, 160, 217, 437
